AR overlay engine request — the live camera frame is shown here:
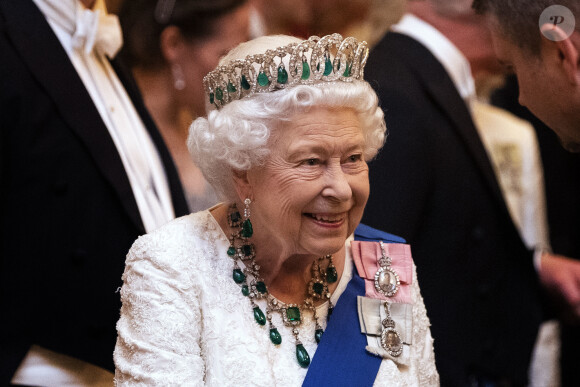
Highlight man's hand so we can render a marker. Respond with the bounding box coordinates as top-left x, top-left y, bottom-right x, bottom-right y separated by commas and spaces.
540, 253, 580, 322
